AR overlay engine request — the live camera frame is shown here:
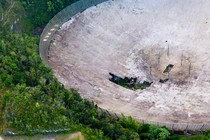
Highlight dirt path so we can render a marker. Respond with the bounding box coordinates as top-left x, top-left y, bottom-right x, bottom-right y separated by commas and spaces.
3, 0, 15, 26
1, 132, 84, 140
